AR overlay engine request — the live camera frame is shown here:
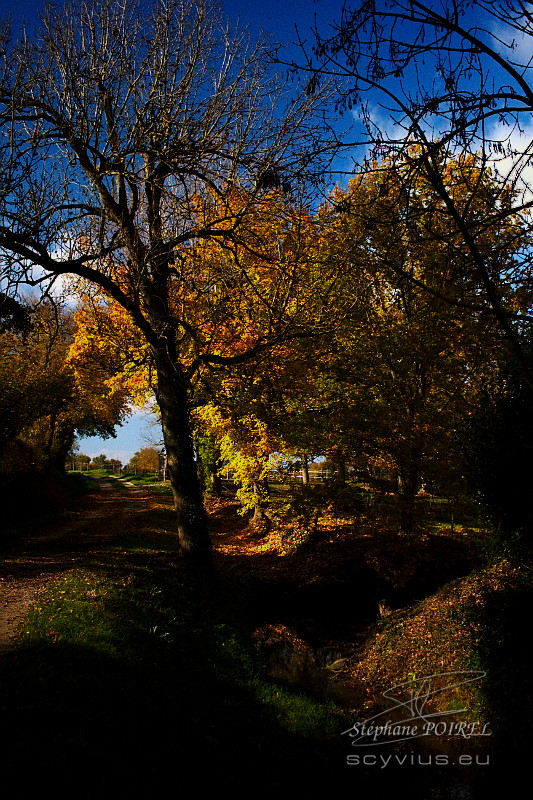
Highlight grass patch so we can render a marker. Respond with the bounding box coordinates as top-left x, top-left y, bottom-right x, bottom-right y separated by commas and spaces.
82, 468, 110, 477
120, 472, 165, 486
61, 470, 101, 496
1, 498, 351, 796
22, 568, 126, 657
